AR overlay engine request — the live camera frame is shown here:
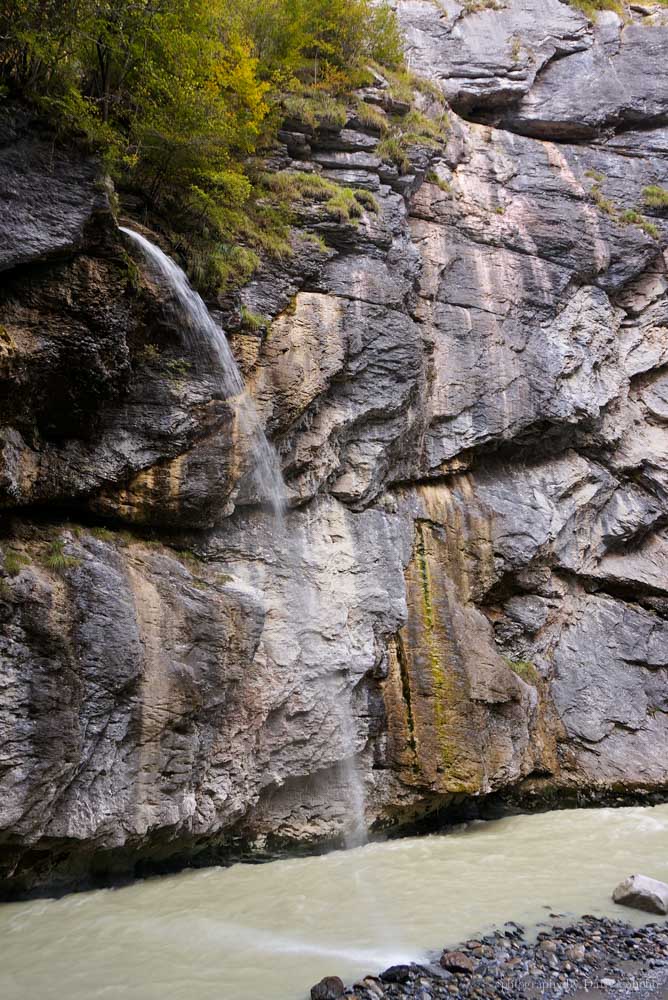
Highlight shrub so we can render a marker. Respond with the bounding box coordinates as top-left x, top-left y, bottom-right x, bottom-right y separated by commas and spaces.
426, 170, 451, 193
354, 99, 389, 133
282, 92, 348, 130
621, 209, 661, 239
